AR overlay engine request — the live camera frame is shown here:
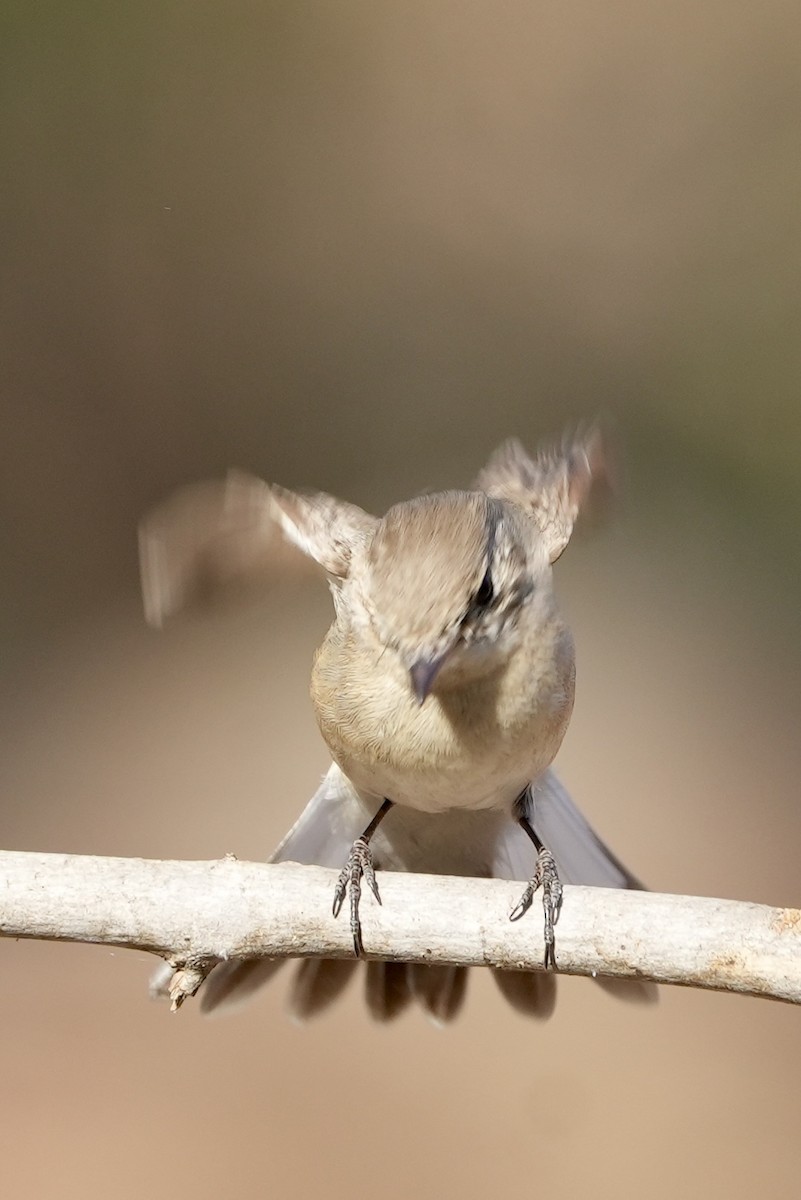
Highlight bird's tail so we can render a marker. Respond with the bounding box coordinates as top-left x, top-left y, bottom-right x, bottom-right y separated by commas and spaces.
174, 766, 654, 1020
